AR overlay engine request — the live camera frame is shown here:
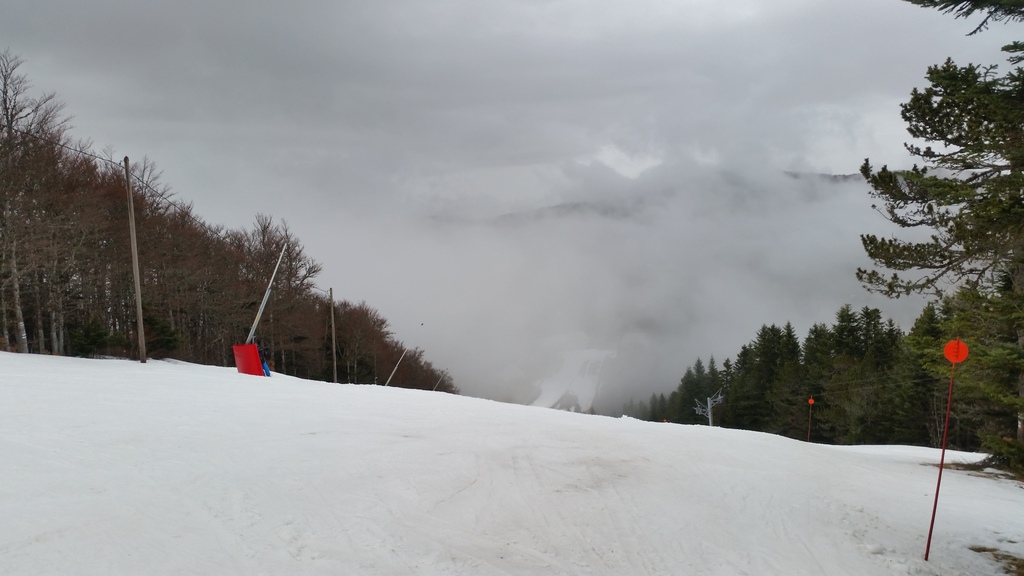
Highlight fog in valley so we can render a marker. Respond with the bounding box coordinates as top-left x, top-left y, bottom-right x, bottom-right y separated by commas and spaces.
5, 0, 1005, 406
